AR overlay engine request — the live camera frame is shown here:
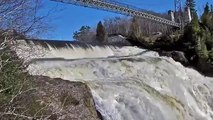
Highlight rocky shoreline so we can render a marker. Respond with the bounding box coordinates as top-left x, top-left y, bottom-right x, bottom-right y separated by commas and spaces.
126, 41, 213, 77
125, 26, 213, 77
31, 76, 102, 120
1, 75, 102, 120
